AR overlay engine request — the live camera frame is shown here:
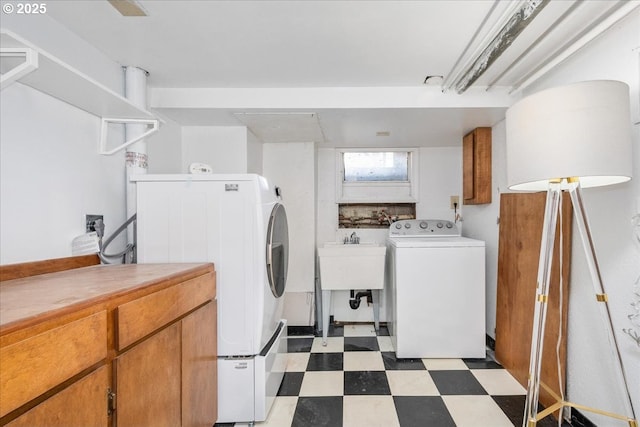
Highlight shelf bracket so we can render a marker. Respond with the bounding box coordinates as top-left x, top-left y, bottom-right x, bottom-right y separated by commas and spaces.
0, 47, 38, 90
99, 117, 160, 155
